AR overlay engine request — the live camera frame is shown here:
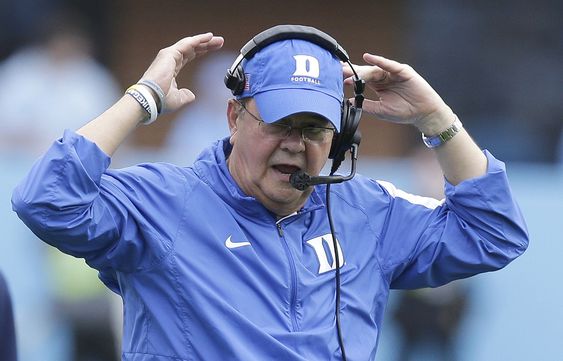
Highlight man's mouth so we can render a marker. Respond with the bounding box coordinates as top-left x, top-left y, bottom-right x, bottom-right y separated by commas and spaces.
273, 164, 301, 175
